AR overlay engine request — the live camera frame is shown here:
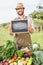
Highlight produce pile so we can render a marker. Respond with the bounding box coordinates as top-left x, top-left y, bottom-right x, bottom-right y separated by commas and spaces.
0, 40, 43, 65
